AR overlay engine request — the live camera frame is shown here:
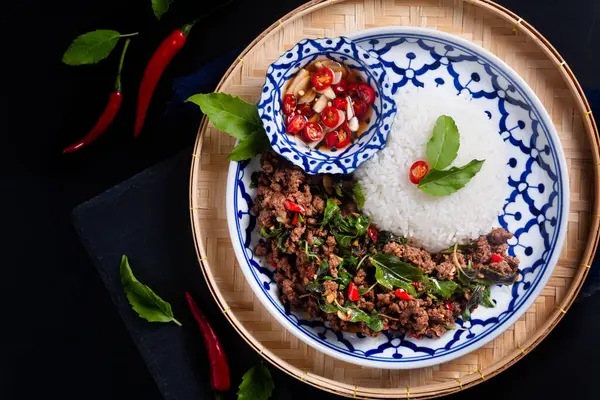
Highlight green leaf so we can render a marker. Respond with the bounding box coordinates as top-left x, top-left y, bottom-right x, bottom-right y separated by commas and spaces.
187, 93, 263, 140
62, 30, 121, 65
119, 255, 181, 325
321, 198, 340, 227
425, 278, 459, 299
343, 304, 385, 332
259, 225, 282, 238
426, 115, 460, 170
319, 302, 338, 313
337, 269, 353, 289
237, 362, 274, 400
370, 254, 425, 282
353, 182, 366, 209
370, 256, 418, 296
316, 260, 329, 277
228, 130, 271, 161
151, 0, 173, 20
481, 286, 495, 308
418, 160, 485, 197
